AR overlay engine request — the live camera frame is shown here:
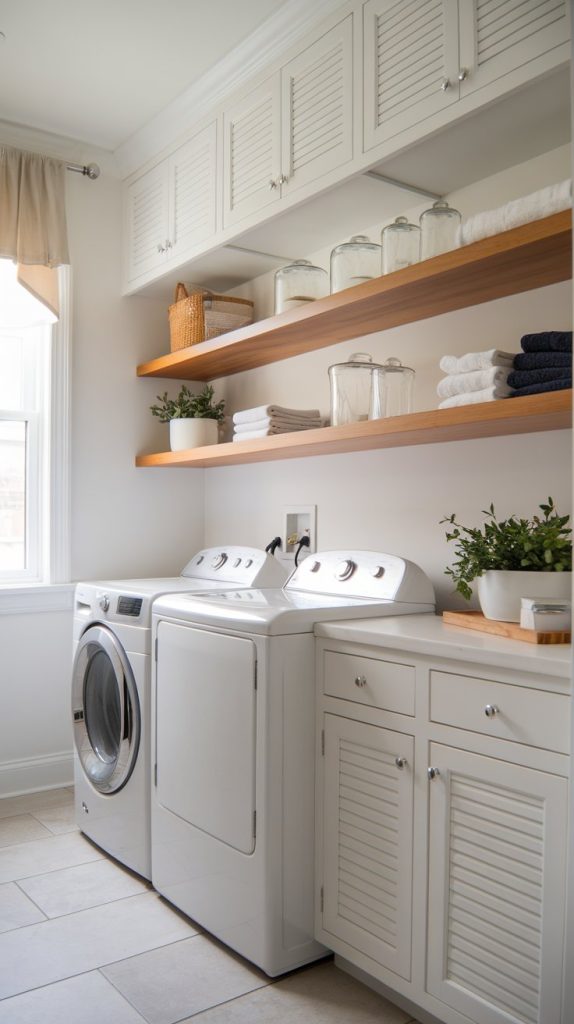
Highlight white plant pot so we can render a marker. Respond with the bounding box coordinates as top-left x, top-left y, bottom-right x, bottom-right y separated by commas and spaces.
169, 418, 218, 451
477, 570, 572, 622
